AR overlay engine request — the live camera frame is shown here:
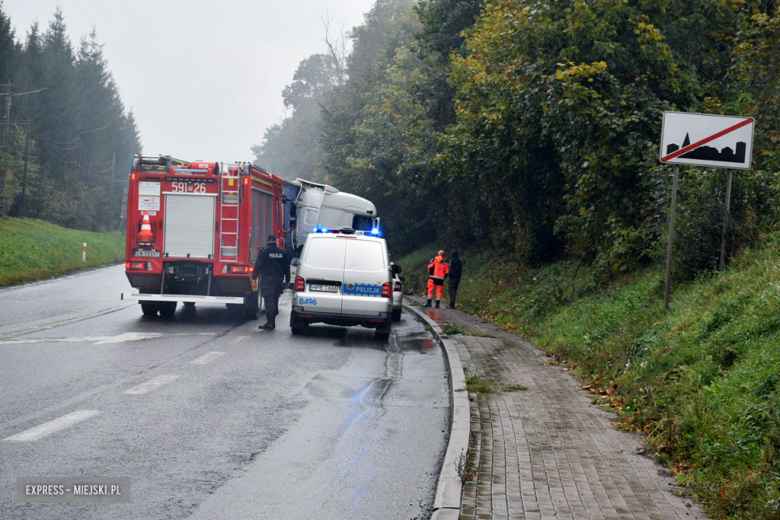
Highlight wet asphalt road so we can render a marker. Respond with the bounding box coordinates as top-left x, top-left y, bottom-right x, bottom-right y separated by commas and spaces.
0, 265, 449, 520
